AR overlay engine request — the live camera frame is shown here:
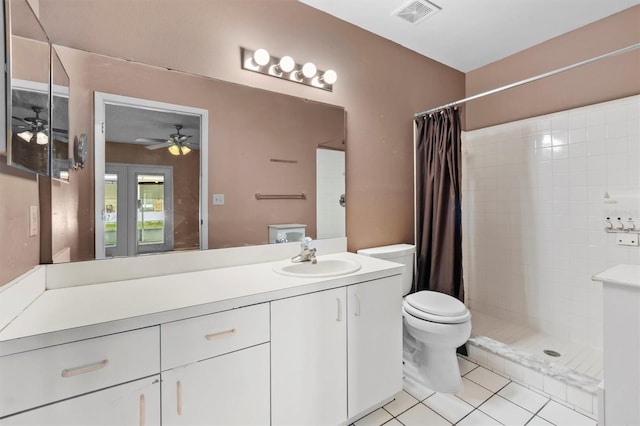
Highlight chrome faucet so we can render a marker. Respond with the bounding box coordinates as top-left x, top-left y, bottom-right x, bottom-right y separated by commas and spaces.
291, 237, 317, 264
